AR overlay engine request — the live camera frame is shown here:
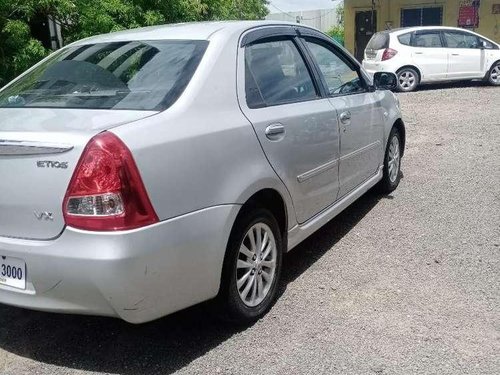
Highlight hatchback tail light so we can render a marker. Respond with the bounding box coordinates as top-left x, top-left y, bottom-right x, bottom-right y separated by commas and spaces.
382, 48, 398, 61
63, 132, 159, 231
